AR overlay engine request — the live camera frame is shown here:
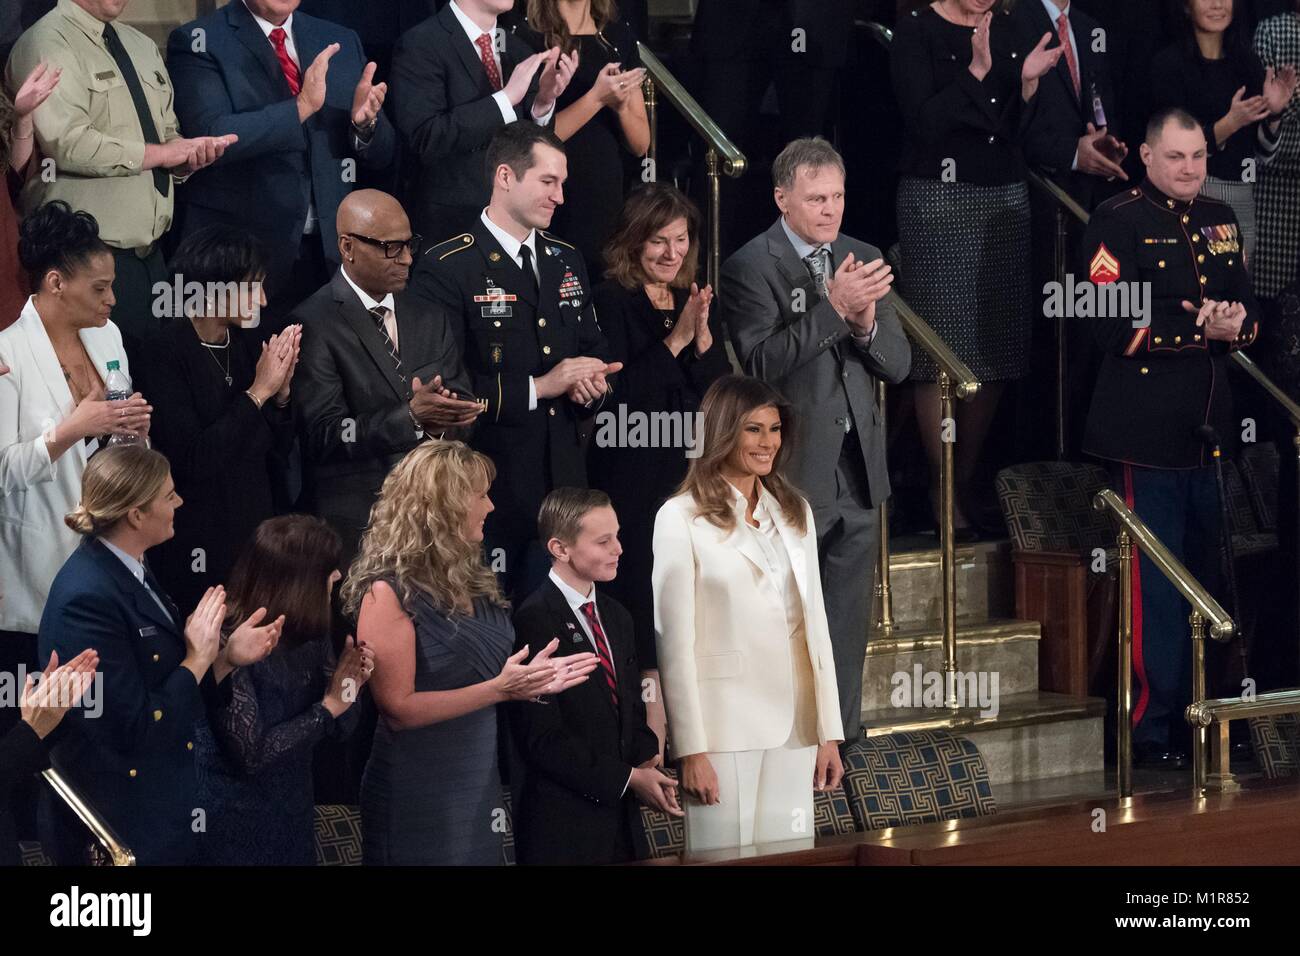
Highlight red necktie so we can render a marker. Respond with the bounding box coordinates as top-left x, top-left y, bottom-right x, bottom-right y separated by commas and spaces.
475, 32, 503, 92
269, 27, 302, 96
1057, 13, 1081, 101
580, 601, 619, 709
